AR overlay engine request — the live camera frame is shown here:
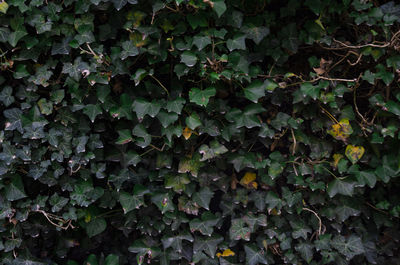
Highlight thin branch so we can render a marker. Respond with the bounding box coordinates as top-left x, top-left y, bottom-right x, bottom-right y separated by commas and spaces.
303, 207, 322, 237
149, 75, 170, 97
